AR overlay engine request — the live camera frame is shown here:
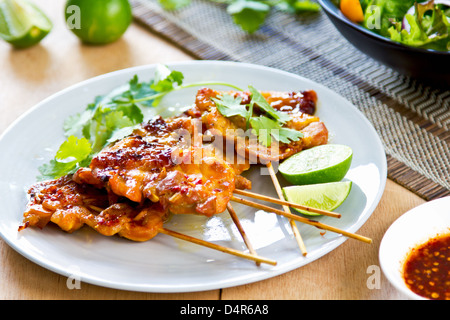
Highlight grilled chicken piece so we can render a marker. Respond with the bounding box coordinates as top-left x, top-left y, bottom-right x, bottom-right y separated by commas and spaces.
74, 116, 242, 217
19, 175, 167, 242
20, 175, 109, 232
185, 88, 328, 162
